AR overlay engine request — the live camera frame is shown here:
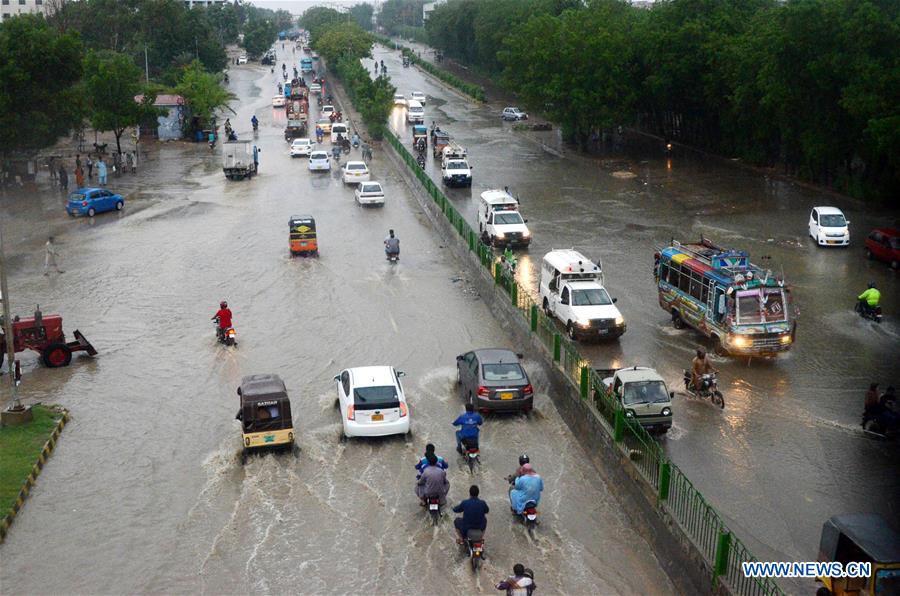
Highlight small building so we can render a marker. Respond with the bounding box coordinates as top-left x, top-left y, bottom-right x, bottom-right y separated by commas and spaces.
1, 0, 49, 22
135, 94, 188, 141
